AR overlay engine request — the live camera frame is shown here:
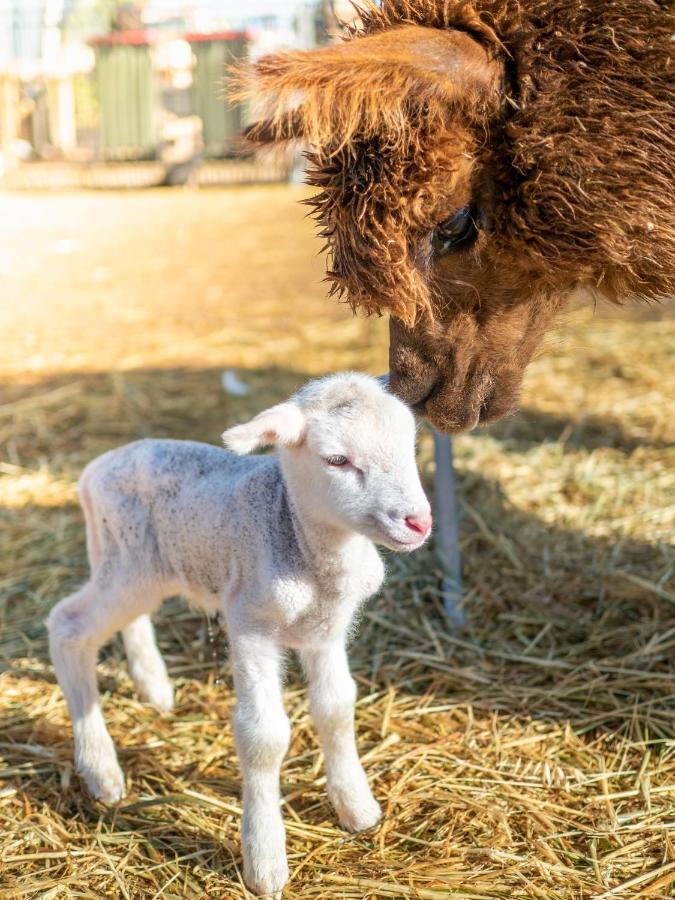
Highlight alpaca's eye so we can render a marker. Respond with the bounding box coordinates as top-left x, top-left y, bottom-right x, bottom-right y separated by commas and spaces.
431, 204, 478, 256
326, 455, 349, 467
